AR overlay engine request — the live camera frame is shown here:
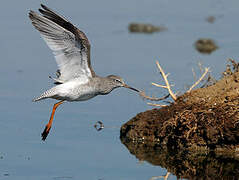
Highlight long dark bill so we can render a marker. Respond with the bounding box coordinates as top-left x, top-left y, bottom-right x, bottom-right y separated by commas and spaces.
123, 84, 139, 92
